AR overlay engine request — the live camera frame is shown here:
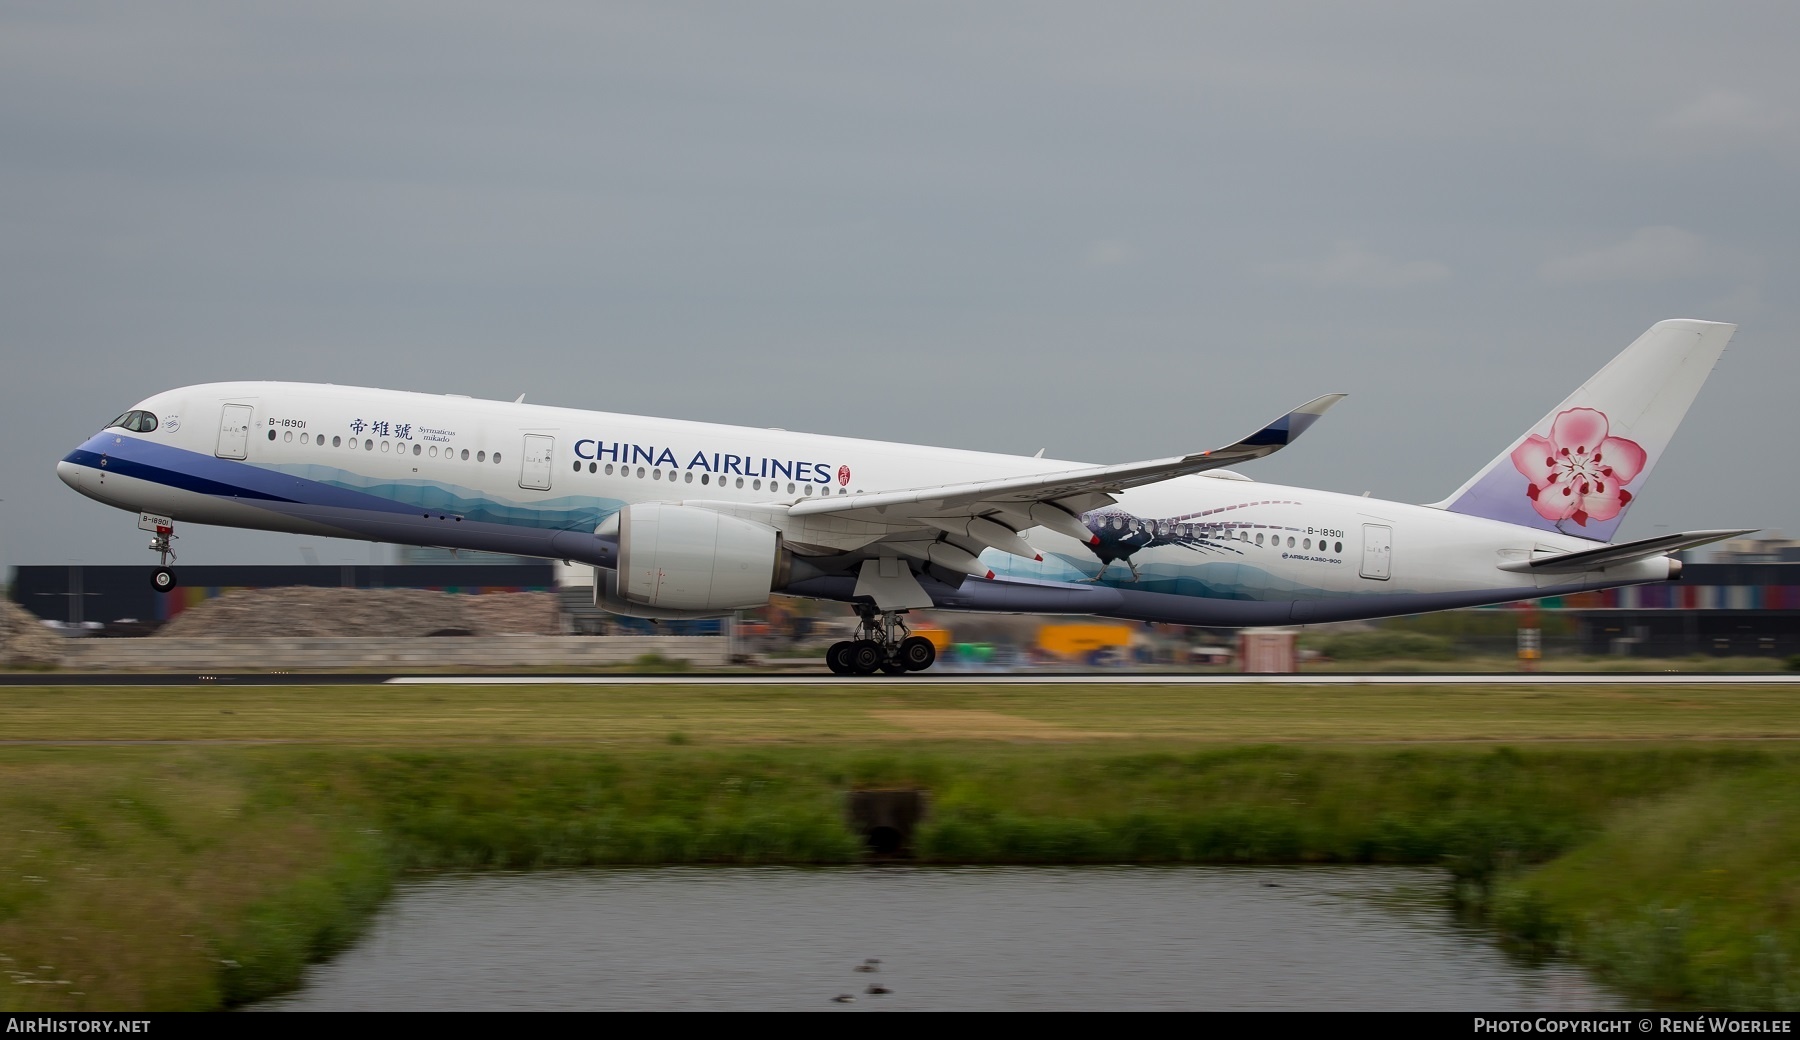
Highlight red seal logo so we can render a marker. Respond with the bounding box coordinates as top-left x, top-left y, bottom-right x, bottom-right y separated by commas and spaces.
837, 465, 851, 486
